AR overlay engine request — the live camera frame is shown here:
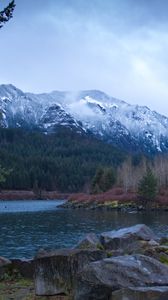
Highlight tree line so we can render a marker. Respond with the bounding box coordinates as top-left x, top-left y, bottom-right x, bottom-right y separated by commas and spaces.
0, 127, 165, 205
0, 127, 125, 192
